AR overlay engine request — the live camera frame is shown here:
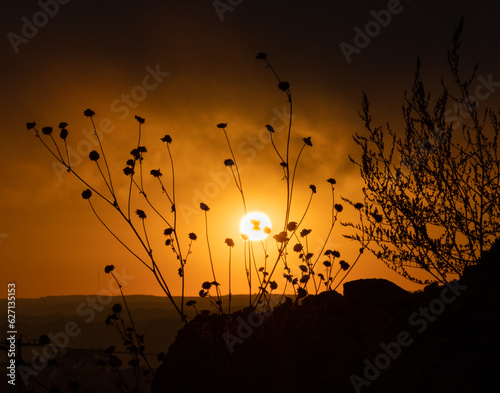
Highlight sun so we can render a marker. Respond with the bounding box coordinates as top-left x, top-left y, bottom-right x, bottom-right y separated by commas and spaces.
240, 212, 272, 241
